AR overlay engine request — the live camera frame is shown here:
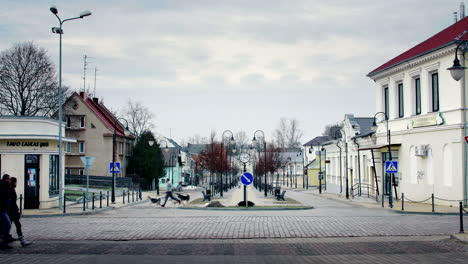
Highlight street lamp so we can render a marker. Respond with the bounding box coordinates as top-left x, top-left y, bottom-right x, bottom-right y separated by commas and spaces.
221, 130, 235, 197
253, 130, 267, 197
339, 128, 350, 199
50, 5, 92, 209
371, 111, 394, 208
448, 41, 468, 205
335, 131, 343, 194
112, 118, 130, 204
